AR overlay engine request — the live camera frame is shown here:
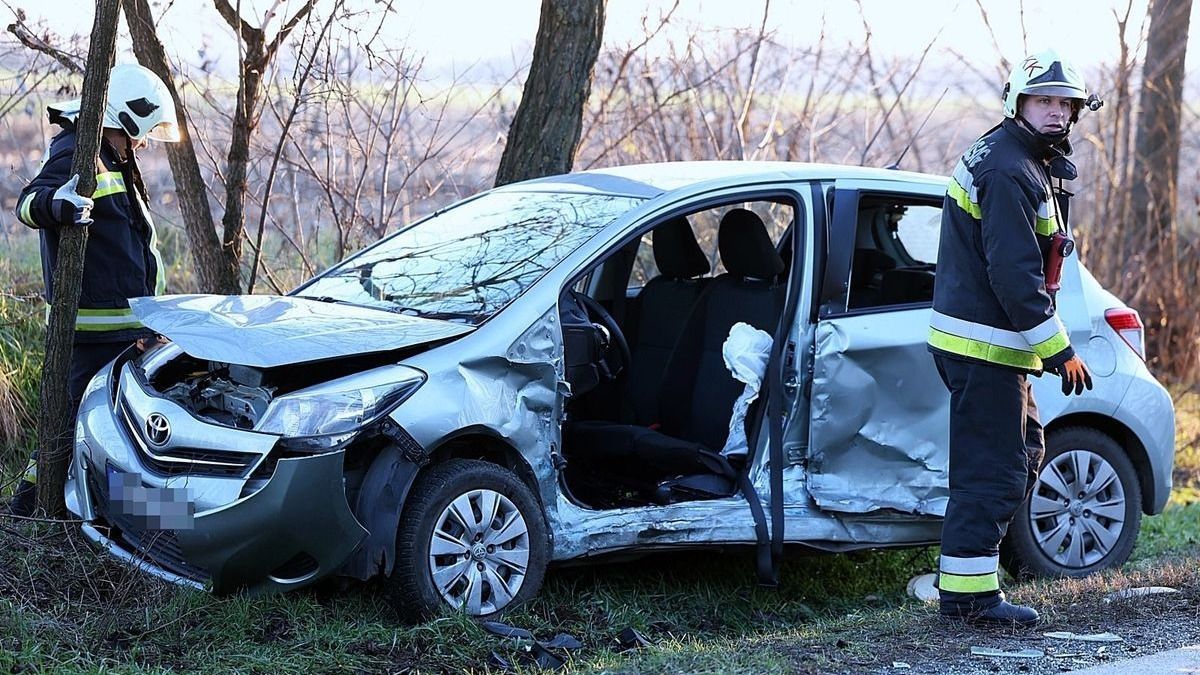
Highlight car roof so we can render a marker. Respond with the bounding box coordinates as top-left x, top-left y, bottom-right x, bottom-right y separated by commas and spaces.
504, 161, 949, 199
